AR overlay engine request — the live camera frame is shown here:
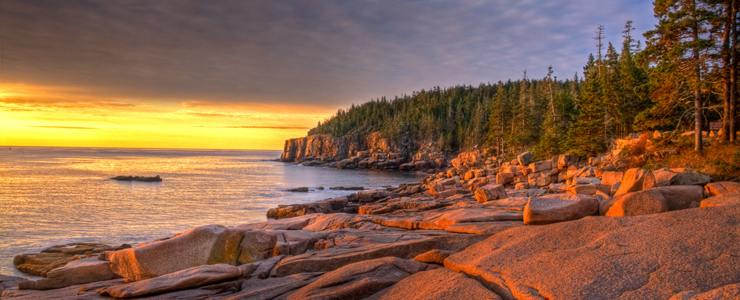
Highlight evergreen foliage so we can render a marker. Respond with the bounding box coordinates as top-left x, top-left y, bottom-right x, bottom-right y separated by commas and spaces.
308, 1, 738, 159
